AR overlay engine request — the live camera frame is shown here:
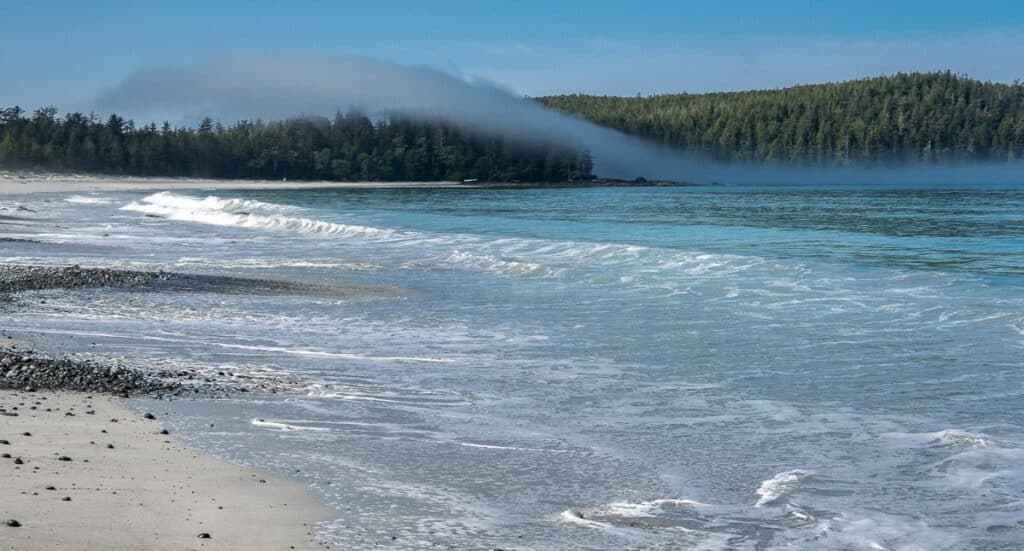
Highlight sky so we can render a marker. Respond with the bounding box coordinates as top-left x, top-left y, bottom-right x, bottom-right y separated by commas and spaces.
3, 0, 1024, 113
